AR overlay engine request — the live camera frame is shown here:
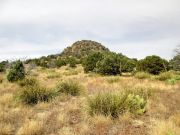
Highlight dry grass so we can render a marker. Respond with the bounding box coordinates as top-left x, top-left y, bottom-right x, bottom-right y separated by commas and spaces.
17, 119, 44, 135
0, 93, 13, 106
0, 65, 179, 135
151, 119, 180, 135
0, 123, 14, 135
91, 115, 113, 135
